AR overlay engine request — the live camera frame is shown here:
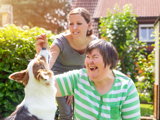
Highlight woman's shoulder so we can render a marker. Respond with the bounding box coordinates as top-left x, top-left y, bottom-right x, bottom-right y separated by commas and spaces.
52, 33, 70, 51
113, 70, 132, 82
113, 70, 135, 90
55, 33, 66, 39
53, 33, 70, 43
